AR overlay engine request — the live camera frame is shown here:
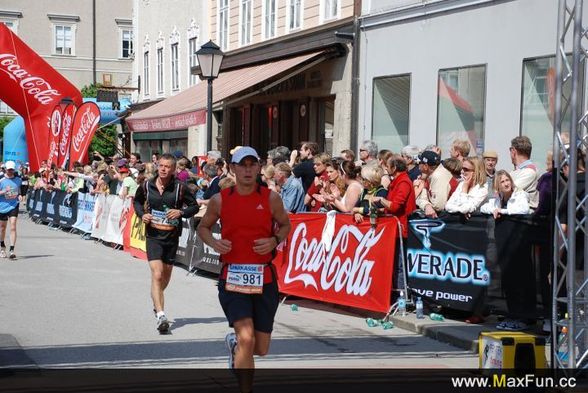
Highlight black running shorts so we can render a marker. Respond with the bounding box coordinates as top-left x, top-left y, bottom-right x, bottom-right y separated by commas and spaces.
146, 237, 178, 265
218, 267, 279, 334
0, 206, 19, 221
